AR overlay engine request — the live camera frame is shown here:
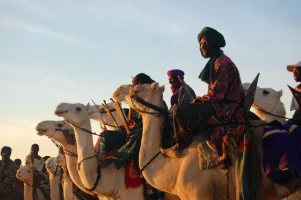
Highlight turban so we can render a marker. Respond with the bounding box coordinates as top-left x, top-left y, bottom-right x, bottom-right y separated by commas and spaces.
167, 69, 184, 77
197, 27, 226, 48
1, 146, 12, 156
287, 61, 301, 72
132, 73, 155, 85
